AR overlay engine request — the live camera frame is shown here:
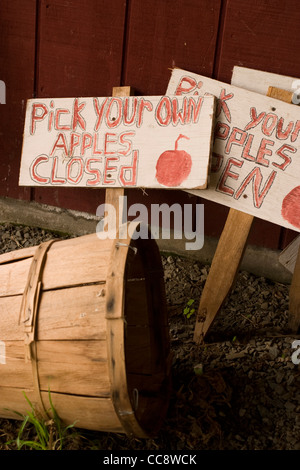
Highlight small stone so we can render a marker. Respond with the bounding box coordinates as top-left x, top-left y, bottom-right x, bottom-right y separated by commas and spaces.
276, 370, 285, 384
262, 417, 270, 425
225, 350, 246, 360
285, 402, 296, 412
274, 384, 285, 395
257, 404, 269, 418
287, 374, 295, 386
286, 362, 296, 369
269, 346, 279, 360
